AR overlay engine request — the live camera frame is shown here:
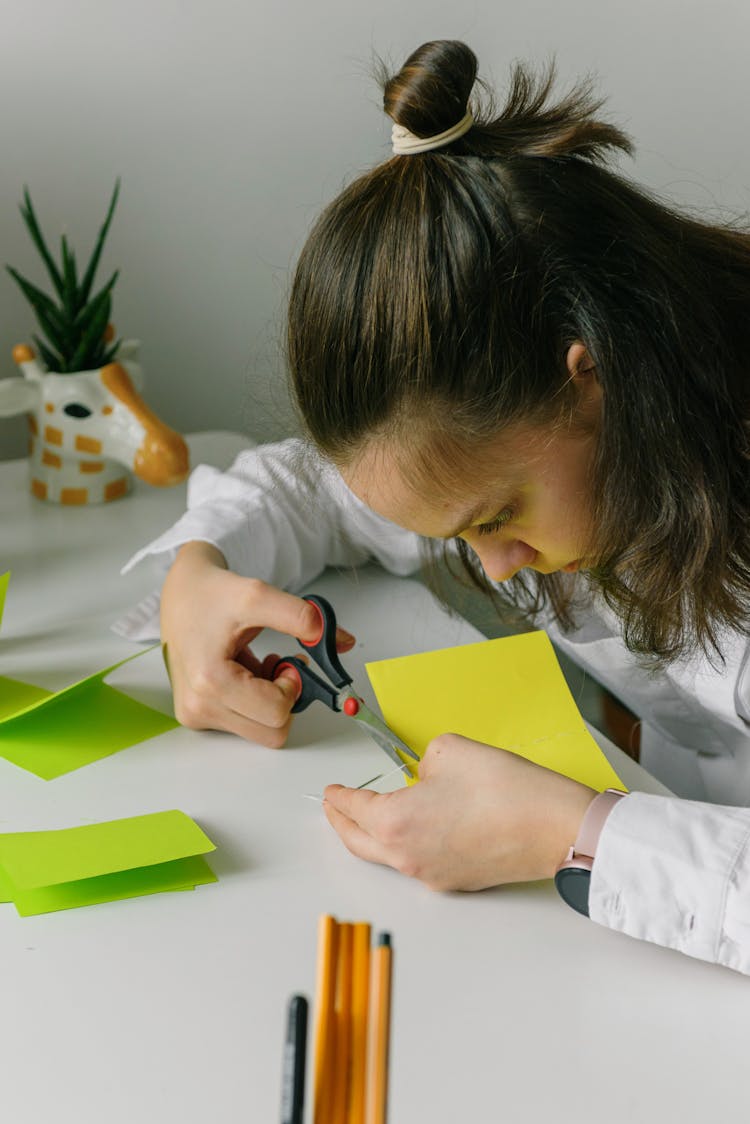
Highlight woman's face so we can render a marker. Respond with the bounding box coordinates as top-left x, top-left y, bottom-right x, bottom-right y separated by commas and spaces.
341, 355, 602, 583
